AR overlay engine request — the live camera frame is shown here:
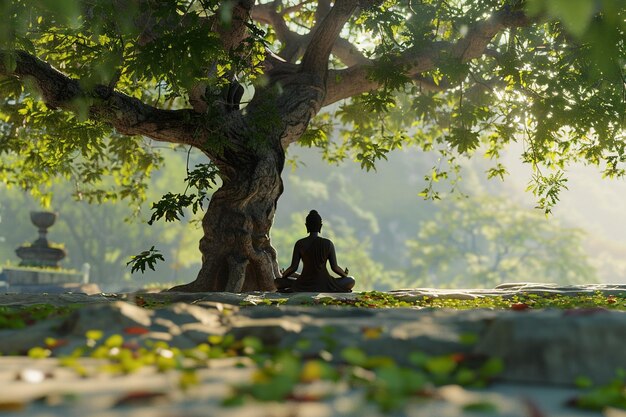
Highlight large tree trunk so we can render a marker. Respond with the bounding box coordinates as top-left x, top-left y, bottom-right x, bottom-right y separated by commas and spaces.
170, 141, 285, 292
169, 69, 324, 293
